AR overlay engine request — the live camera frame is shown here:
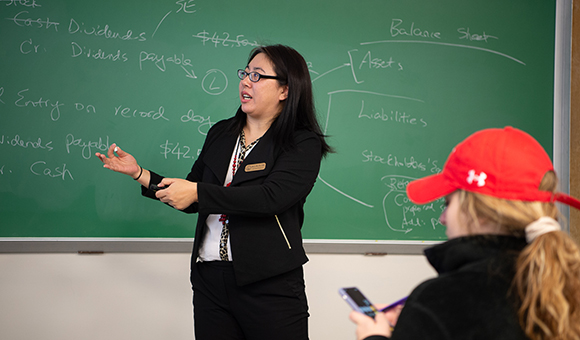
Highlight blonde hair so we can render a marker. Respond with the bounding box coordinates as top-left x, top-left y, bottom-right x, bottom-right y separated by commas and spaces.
457, 172, 580, 340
